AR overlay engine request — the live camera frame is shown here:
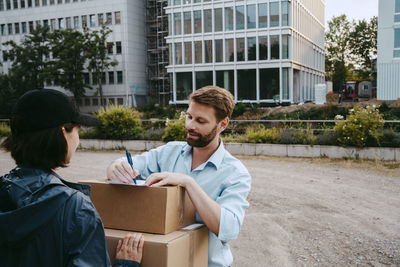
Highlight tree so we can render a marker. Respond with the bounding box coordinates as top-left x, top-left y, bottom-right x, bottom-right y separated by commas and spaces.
85, 25, 118, 108
3, 25, 53, 90
348, 16, 377, 78
51, 29, 89, 104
